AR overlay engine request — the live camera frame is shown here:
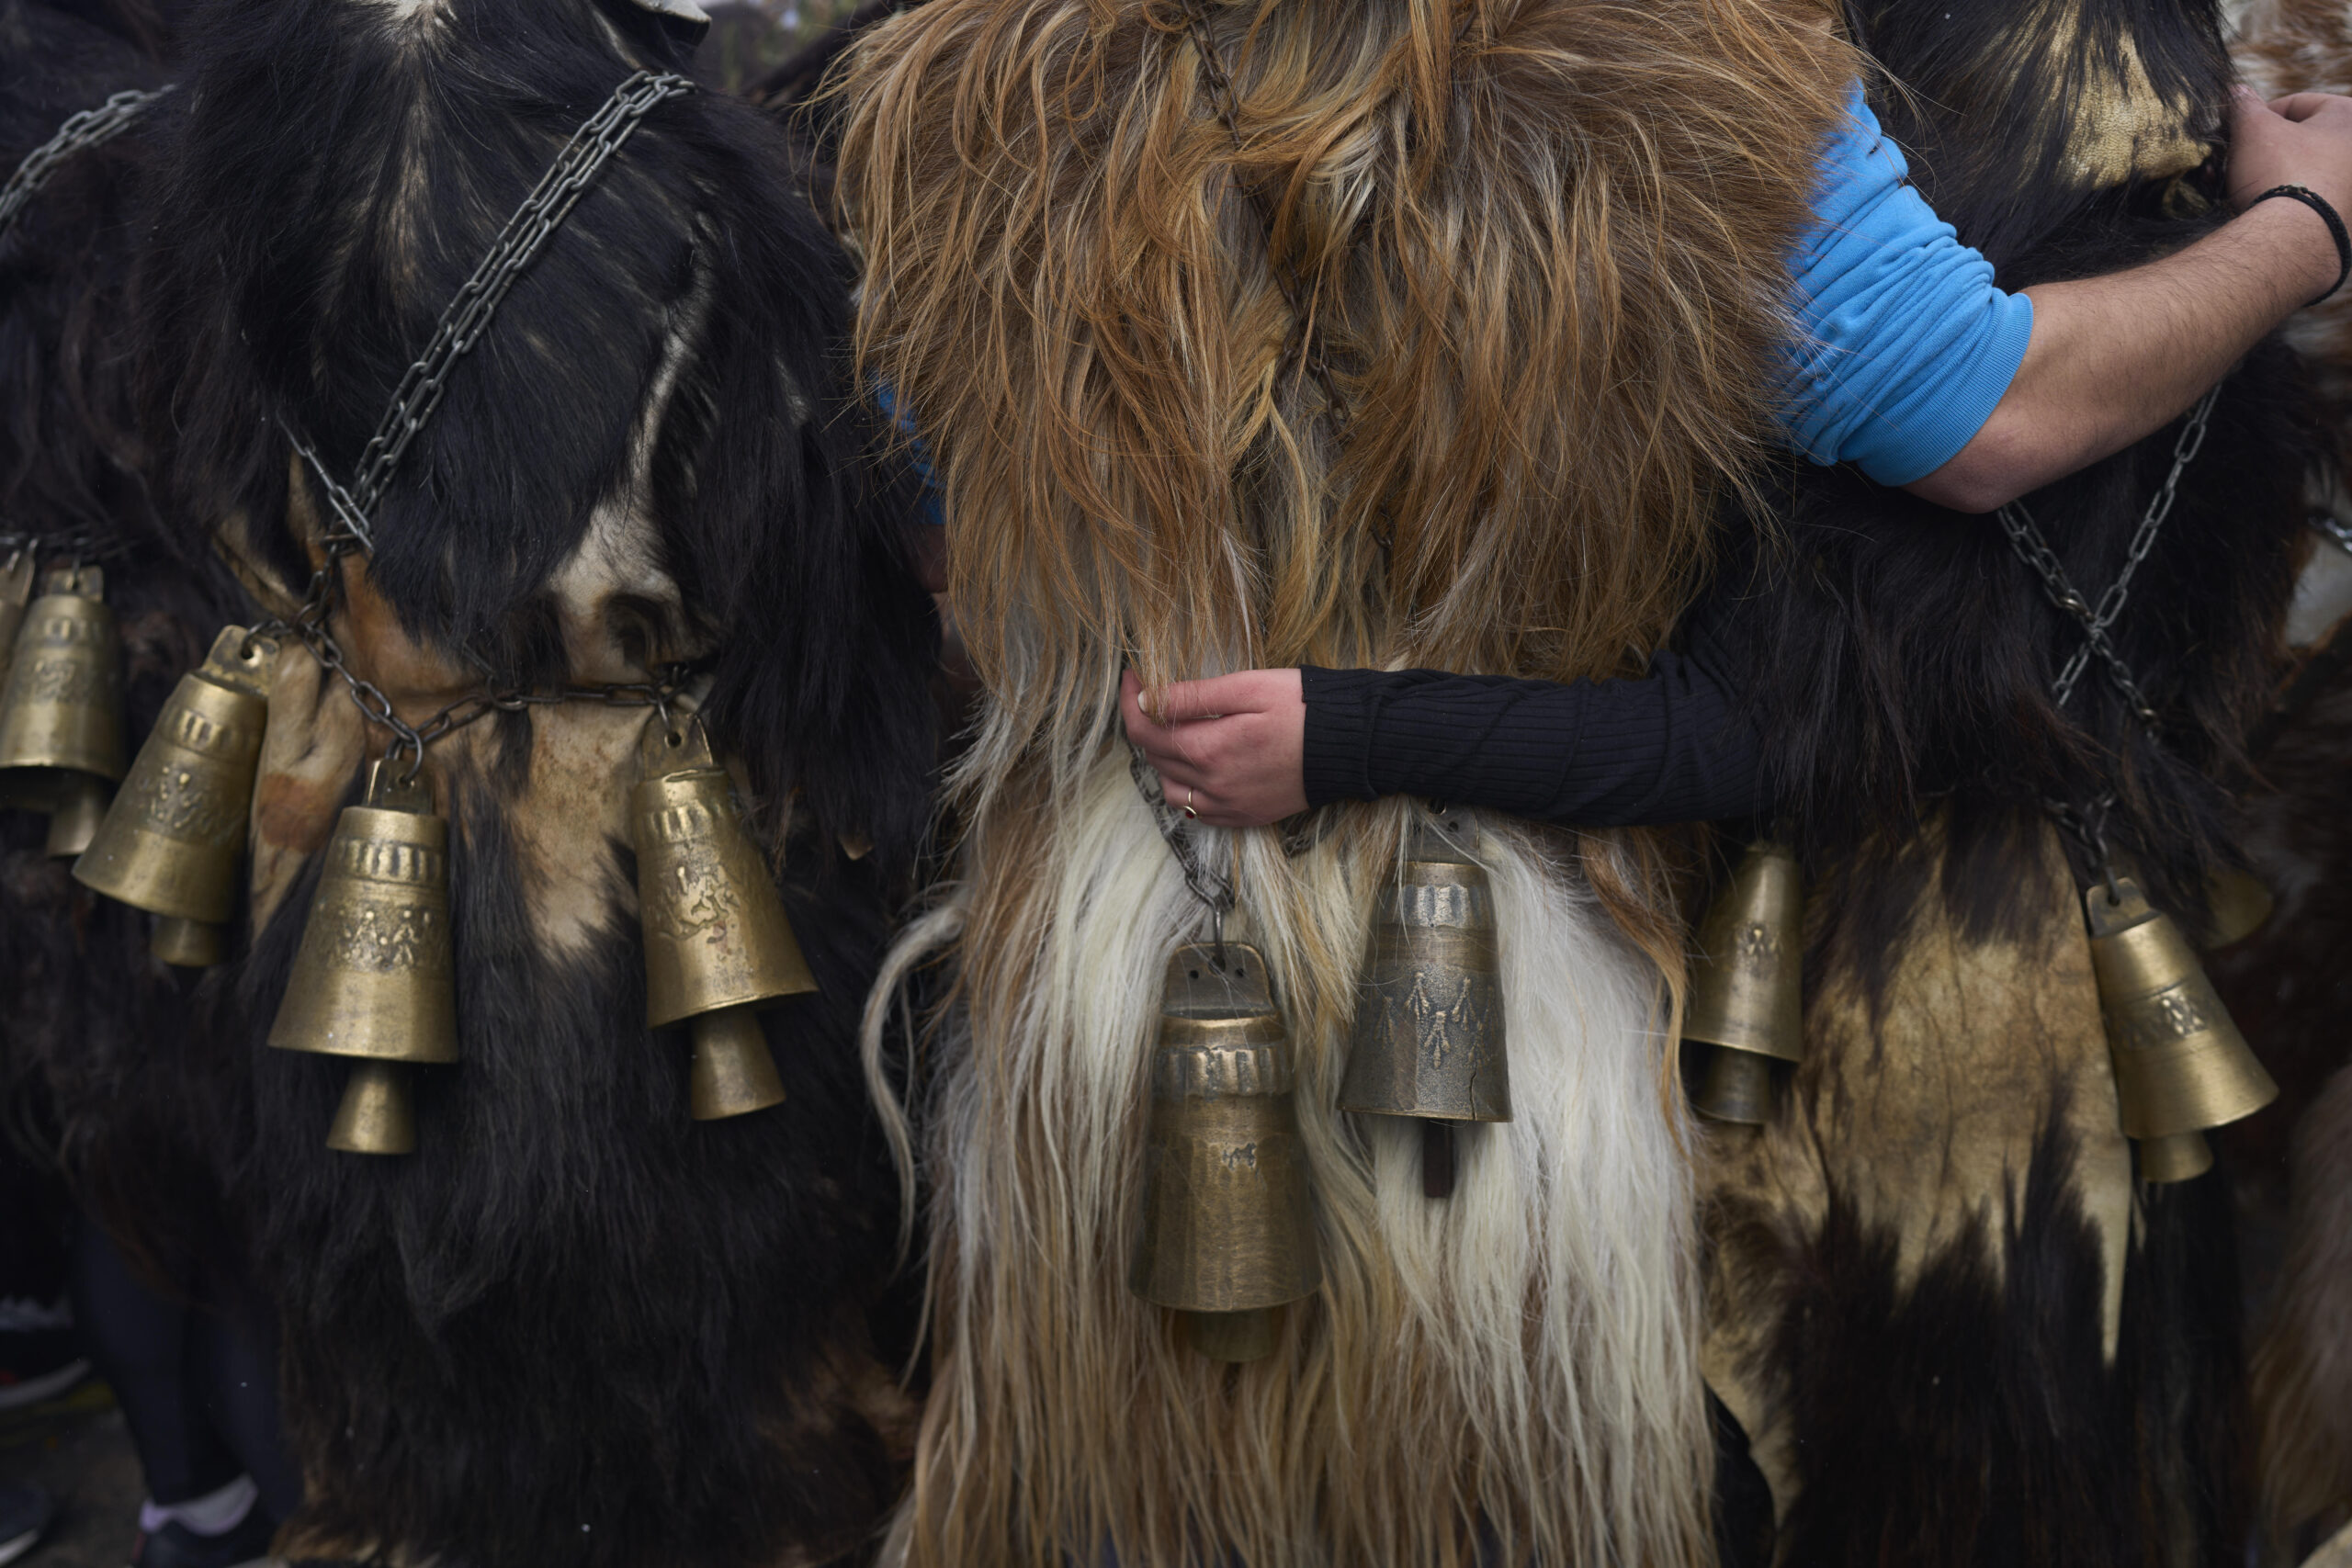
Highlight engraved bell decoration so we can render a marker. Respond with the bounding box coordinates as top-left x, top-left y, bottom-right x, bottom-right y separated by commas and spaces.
1339, 812, 1510, 1123
1682, 840, 1805, 1125
267, 761, 458, 1155
0, 565, 126, 854
2086, 874, 2277, 1183
74, 627, 279, 967
1131, 942, 1321, 1363
631, 715, 812, 1121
